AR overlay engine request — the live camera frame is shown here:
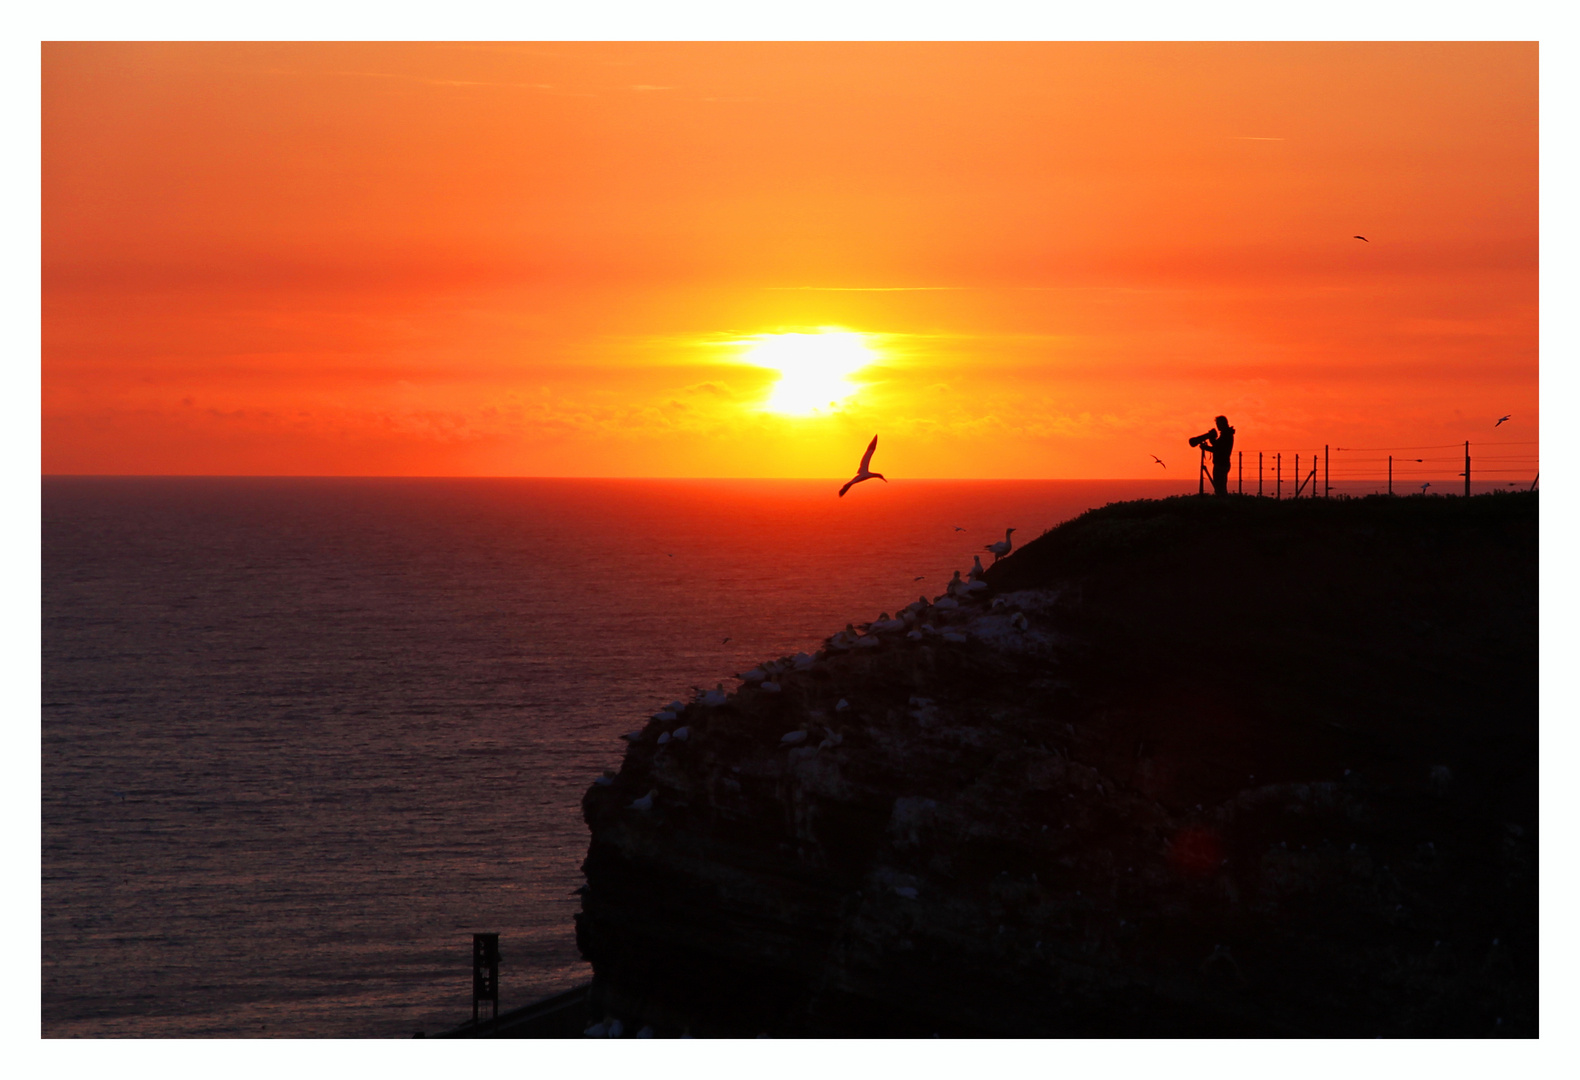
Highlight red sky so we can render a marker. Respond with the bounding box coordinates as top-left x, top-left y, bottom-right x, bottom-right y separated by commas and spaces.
41, 41, 1538, 477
